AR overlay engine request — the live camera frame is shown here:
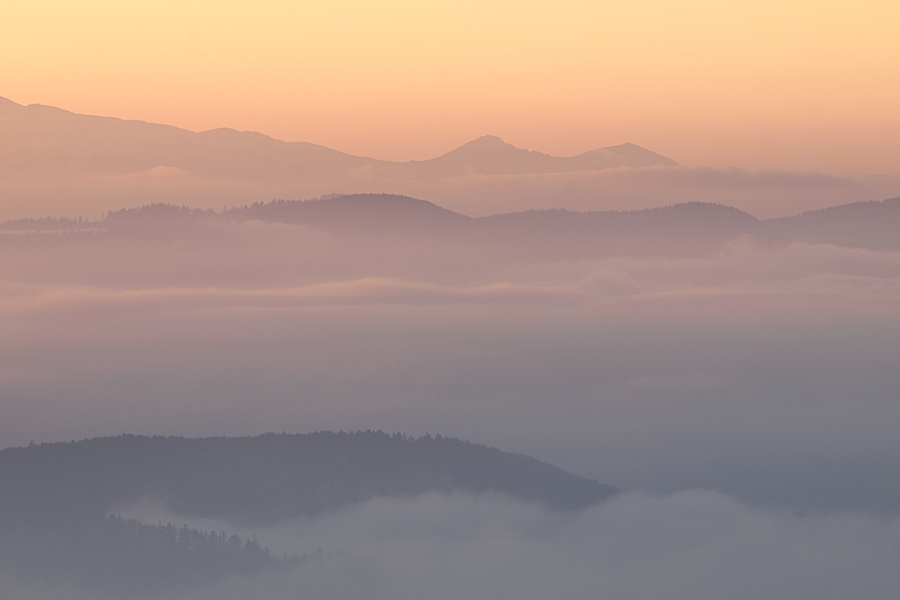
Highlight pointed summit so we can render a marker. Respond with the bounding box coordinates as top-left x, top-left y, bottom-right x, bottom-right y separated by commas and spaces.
438, 135, 533, 160
589, 143, 678, 167
421, 136, 550, 175
456, 135, 517, 150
